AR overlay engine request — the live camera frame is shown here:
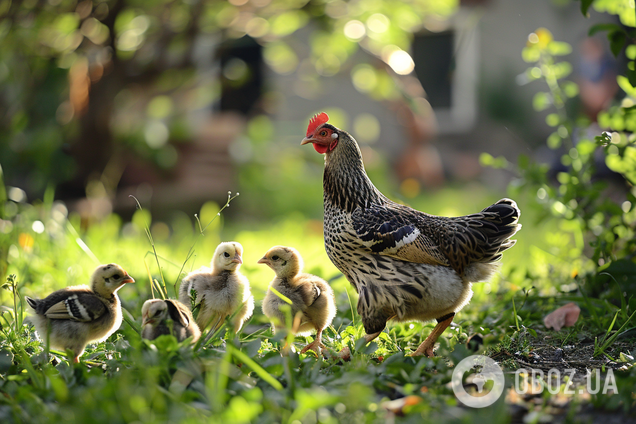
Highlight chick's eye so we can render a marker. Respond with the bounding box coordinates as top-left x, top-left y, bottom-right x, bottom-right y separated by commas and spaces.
112, 274, 121, 280
223, 252, 230, 258
272, 255, 279, 261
